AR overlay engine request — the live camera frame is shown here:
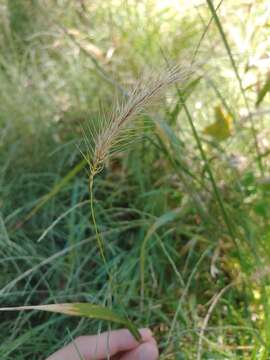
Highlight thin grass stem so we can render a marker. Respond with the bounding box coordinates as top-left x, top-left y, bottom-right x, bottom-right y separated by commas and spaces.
89, 173, 107, 268
206, 0, 263, 175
